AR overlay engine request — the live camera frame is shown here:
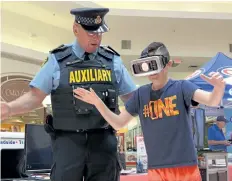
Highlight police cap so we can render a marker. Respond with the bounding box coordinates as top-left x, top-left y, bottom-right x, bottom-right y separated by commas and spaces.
70, 8, 109, 33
